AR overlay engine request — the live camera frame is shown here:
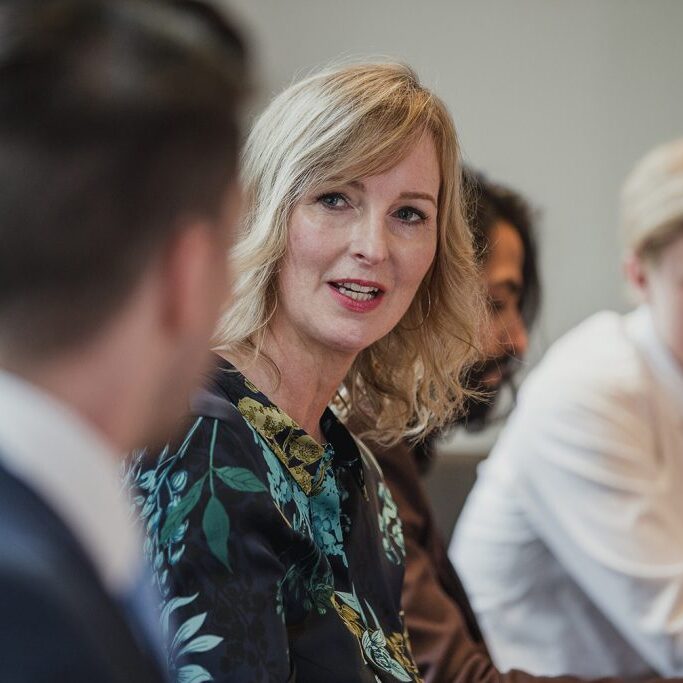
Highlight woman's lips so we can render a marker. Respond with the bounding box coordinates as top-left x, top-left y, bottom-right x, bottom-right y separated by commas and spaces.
327, 282, 384, 312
